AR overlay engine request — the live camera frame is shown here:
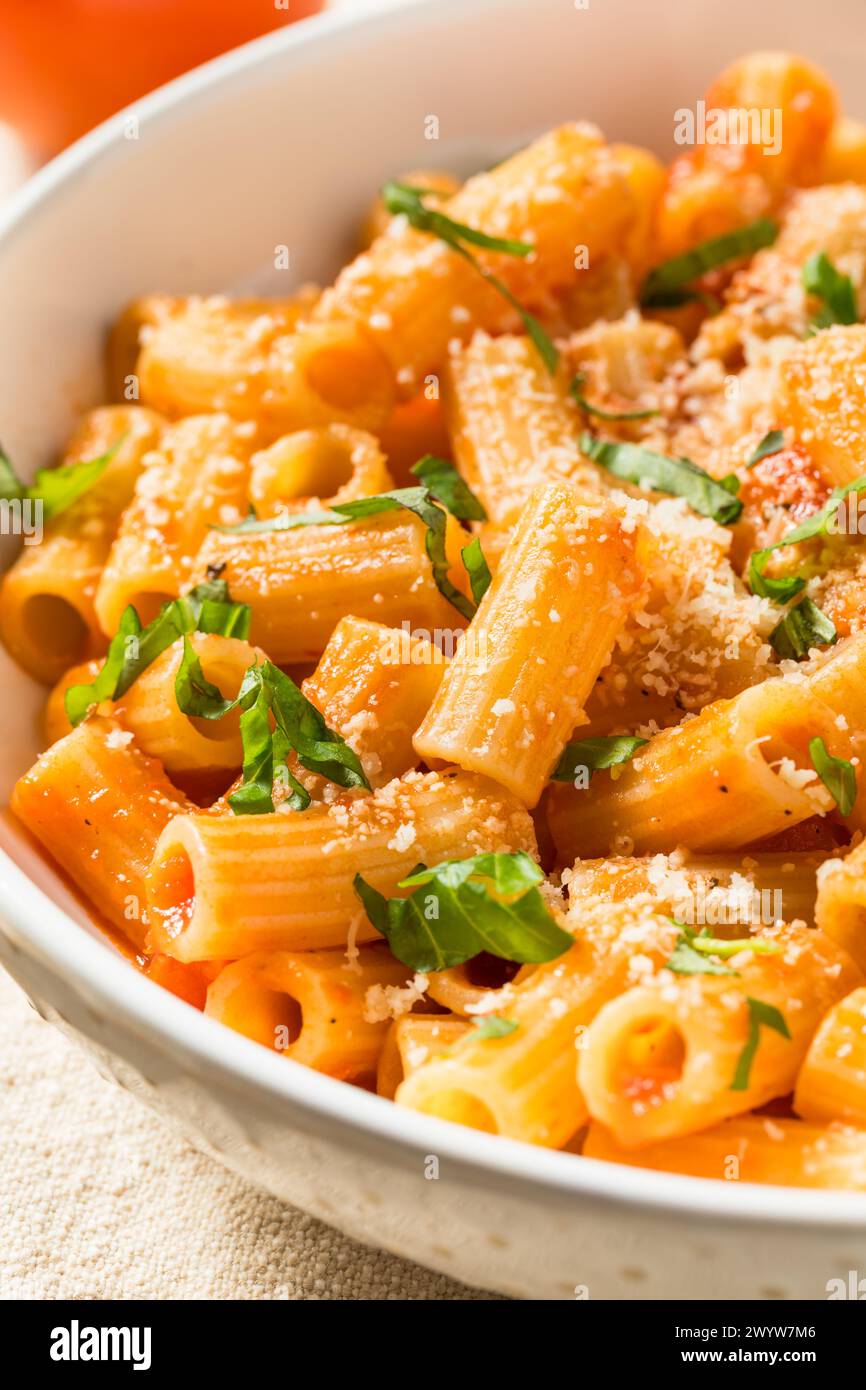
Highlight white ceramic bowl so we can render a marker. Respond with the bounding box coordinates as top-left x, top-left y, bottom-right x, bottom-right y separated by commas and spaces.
2, 0, 866, 1301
